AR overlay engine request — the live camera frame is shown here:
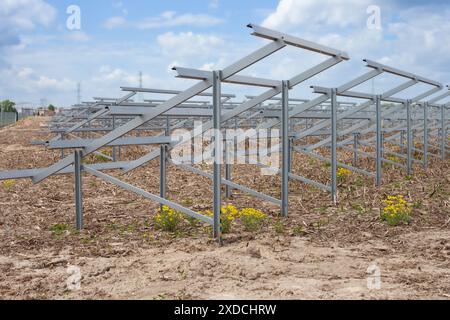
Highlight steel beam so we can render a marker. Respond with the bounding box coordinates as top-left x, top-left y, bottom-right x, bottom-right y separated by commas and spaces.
281, 80, 289, 217
74, 150, 83, 230
375, 95, 382, 186
248, 24, 350, 59
330, 89, 338, 203
213, 71, 222, 240
32, 39, 286, 183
